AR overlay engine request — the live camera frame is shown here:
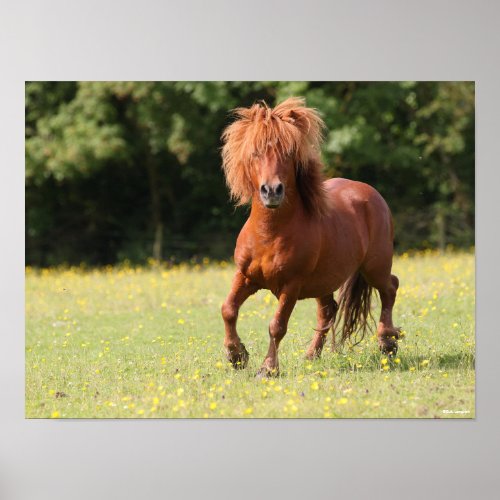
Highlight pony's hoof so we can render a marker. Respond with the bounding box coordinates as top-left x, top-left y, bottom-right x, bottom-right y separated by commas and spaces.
226, 343, 249, 369
379, 340, 398, 357
255, 366, 279, 378
378, 327, 401, 356
378, 329, 400, 356
305, 349, 321, 361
